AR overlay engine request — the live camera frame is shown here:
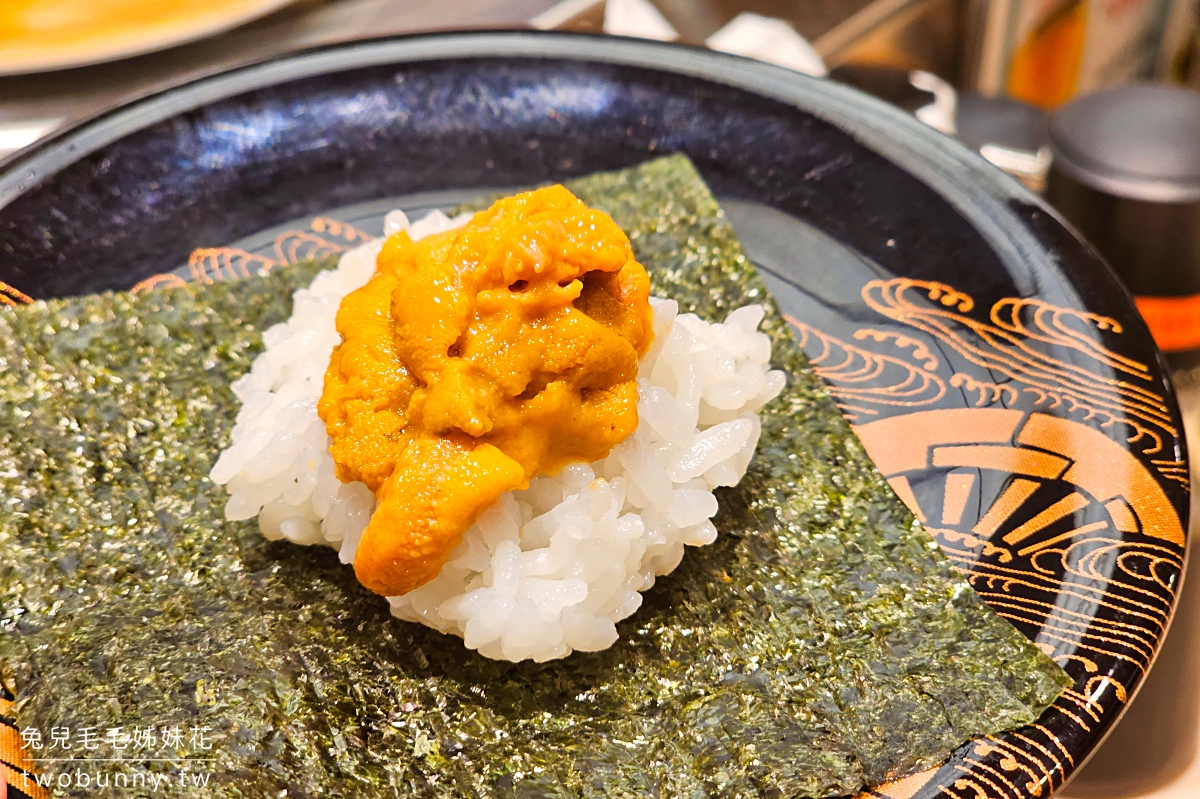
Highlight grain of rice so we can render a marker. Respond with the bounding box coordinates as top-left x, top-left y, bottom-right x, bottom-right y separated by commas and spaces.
211, 209, 784, 662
